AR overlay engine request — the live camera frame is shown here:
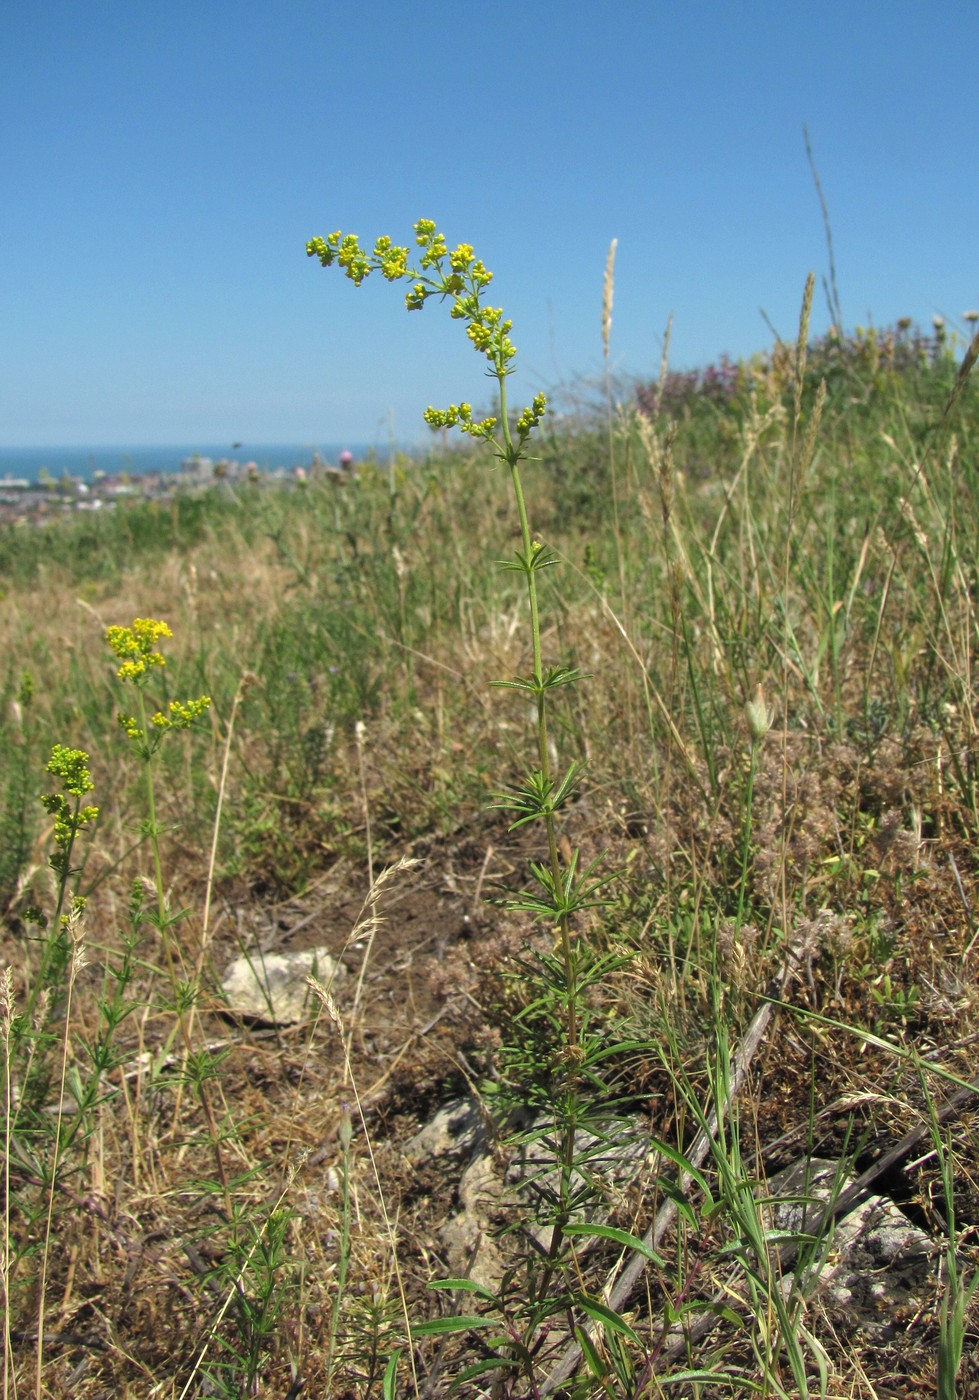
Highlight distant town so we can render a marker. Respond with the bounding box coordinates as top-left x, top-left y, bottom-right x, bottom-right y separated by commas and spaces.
0, 450, 358, 524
